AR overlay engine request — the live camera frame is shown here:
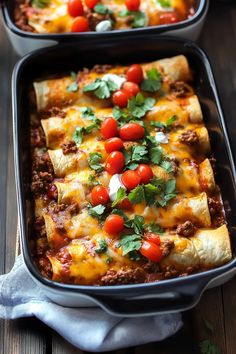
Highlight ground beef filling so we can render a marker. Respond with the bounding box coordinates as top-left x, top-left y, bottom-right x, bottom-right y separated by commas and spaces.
170, 81, 193, 97
208, 197, 226, 227
100, 267, 145, 285
179, 129, 199, 145
61, 140, 78, 155
176, 221, 196, 237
